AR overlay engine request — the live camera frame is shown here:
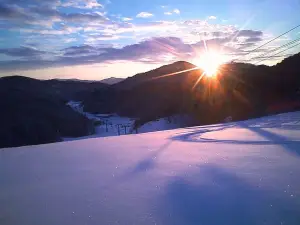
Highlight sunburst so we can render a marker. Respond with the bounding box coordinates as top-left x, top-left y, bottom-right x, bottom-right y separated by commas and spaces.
149, 39, 228, 91
193, 50, 227, 77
